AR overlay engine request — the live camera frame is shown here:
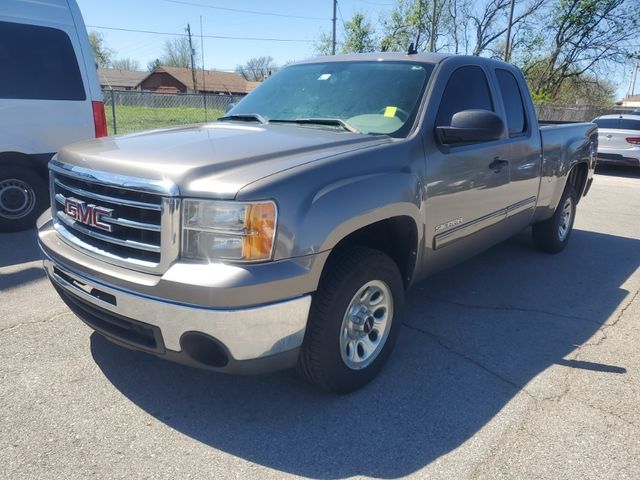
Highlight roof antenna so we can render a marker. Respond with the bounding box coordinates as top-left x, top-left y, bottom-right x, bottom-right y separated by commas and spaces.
408, 42, 418, 55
